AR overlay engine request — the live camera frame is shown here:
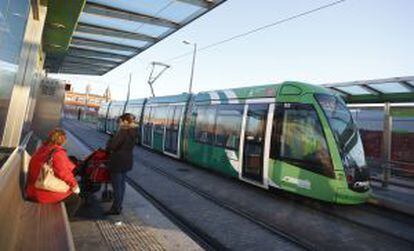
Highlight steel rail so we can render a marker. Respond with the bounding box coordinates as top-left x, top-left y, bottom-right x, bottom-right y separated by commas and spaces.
271, 190, 414, 246
137, 157, 315, 250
